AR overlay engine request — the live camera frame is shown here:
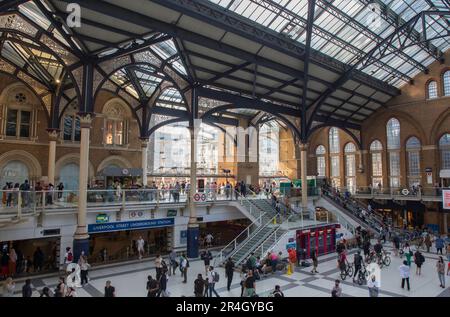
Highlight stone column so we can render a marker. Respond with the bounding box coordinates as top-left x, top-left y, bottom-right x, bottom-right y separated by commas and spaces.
73, 113, 94, 260
141, 138, 149, 187
187, 126, 199, 258
300, 143, 308, 212
46, 129, 59, 185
